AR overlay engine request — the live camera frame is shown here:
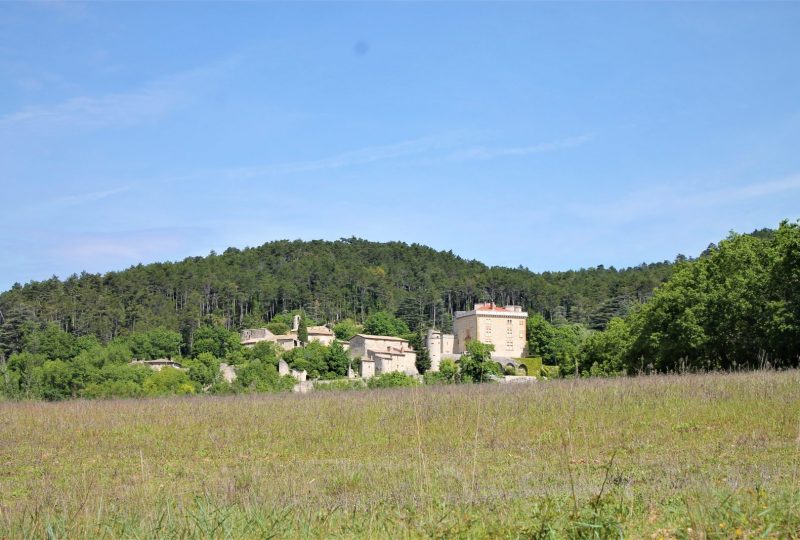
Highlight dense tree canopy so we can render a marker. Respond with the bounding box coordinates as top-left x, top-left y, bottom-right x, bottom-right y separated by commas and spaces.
0, 238, 674, 356
1, 223, 797, 401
